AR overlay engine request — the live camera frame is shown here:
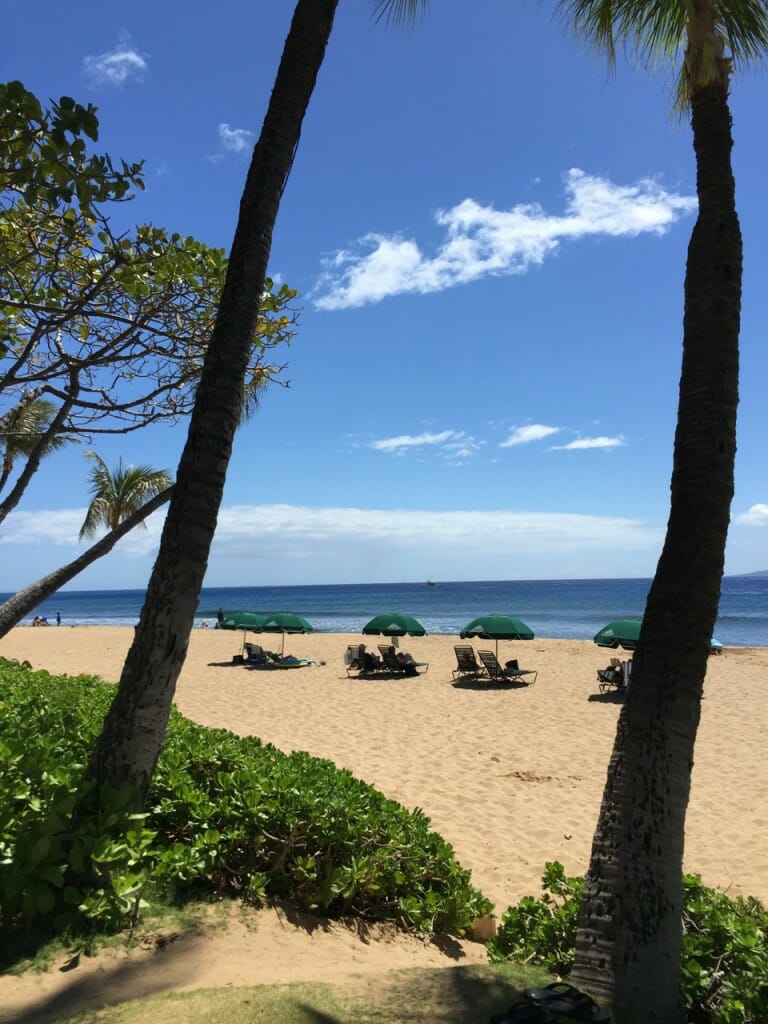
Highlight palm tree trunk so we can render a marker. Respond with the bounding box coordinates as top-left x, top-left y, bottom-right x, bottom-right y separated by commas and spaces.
0, 487, 173, 638
86, 0, 339, 798
571, 83, 740, 1024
